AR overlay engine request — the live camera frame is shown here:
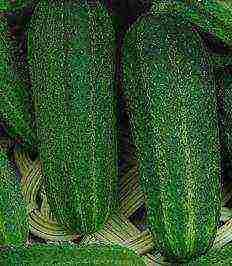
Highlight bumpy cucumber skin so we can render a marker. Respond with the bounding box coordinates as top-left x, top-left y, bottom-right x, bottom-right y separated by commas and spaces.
0, 149, 29, 246
150, 0, 232, 46
222, 68, 232, 153
122, 13, 221, 263
185, 243, 232, 265
28, 1, 118, 234
0, 15, 36, 147
0, 0, 32, 12
0, 243, 146, 266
